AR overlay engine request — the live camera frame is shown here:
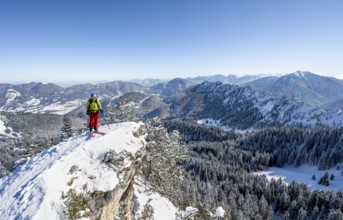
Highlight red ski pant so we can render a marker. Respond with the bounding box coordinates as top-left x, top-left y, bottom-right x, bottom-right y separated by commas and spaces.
89, 111, 99, 130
